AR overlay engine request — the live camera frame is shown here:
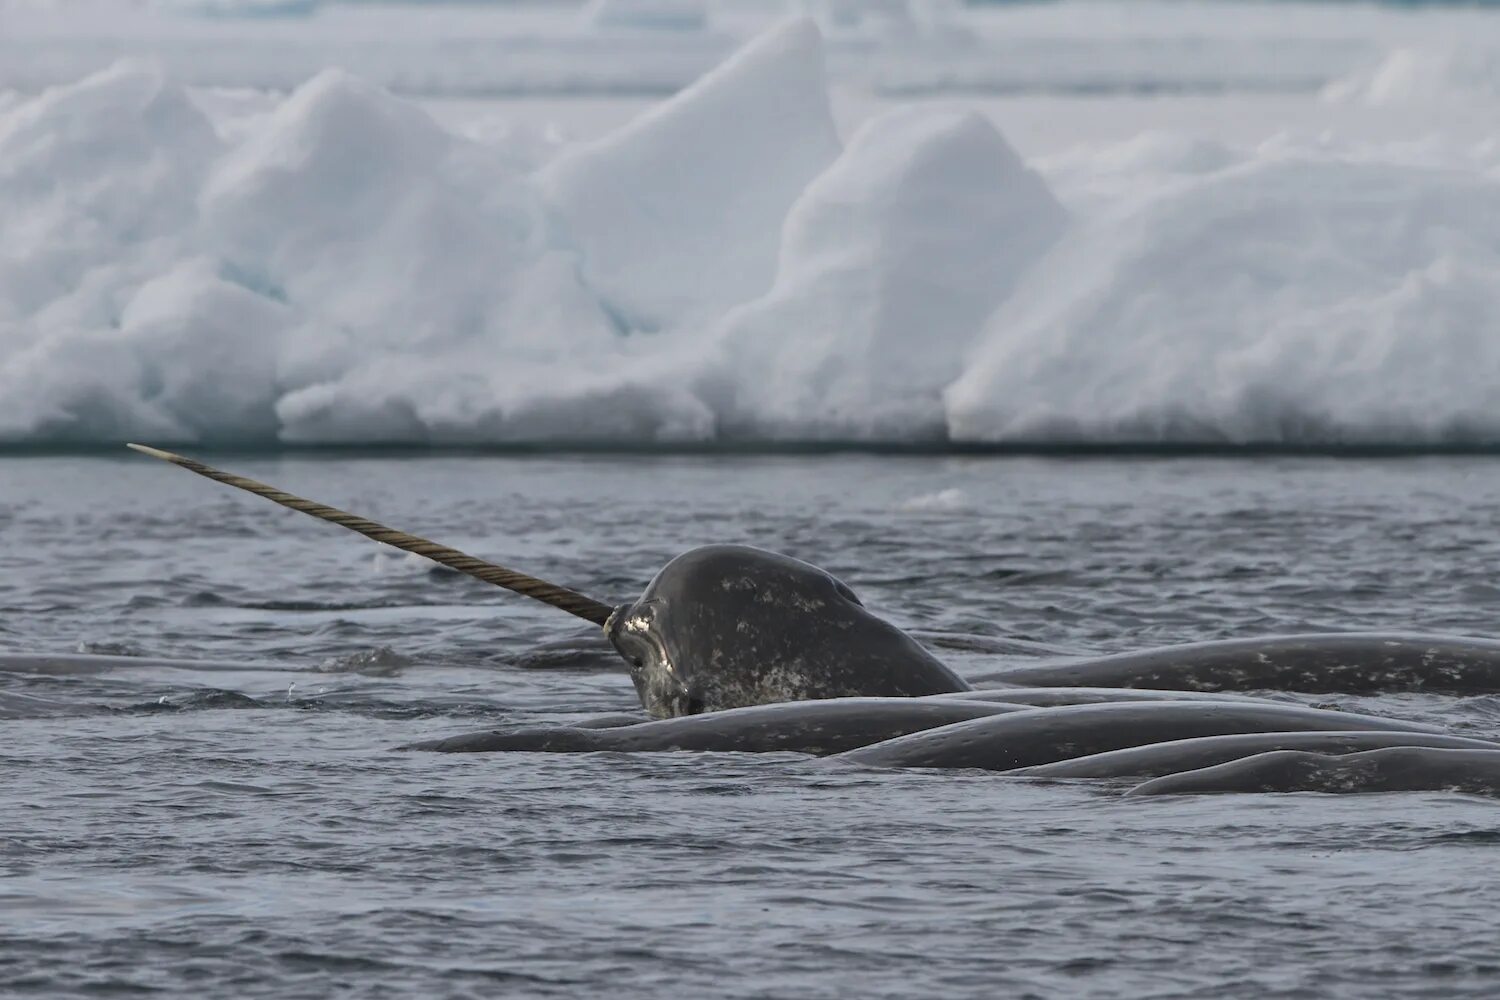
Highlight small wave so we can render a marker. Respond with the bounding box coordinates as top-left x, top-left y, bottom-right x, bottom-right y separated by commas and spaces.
314, 646, 414, 677
896, 488, 973, 513
511, 634, 622, 673
74, 640, 150, 657
243, 599, 444, 612
0, 651, 293, 676
108, 684, 528, 720
1426, 829, 1500, 845
0, 690, 92, 719
123, 689, 266, 713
